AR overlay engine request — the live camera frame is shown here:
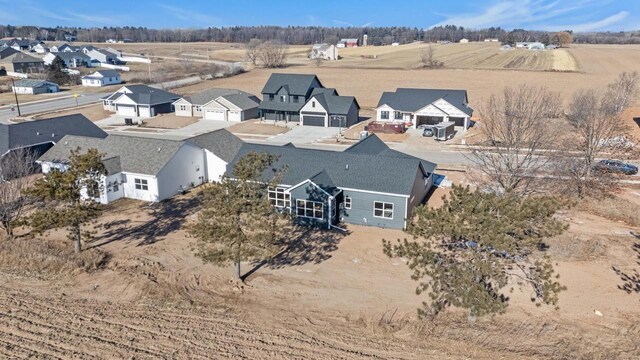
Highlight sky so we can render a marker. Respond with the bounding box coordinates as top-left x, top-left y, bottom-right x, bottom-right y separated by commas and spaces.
0, 0, 637, 32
